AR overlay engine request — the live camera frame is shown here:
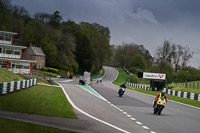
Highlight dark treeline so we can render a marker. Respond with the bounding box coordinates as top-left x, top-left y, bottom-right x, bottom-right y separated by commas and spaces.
0, 0, 111, 74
